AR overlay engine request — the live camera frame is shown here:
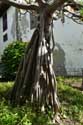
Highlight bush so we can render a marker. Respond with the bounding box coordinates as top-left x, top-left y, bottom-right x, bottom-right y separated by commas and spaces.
1, 41, 27, 80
